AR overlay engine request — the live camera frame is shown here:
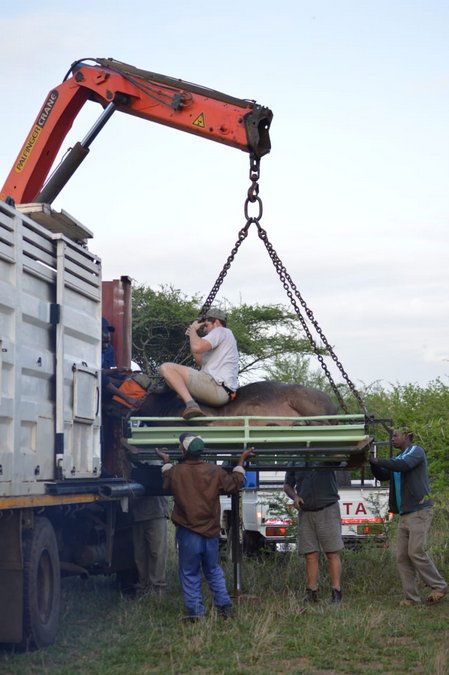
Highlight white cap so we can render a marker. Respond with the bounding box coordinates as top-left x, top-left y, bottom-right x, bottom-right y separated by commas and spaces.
130, 360, 141, 372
